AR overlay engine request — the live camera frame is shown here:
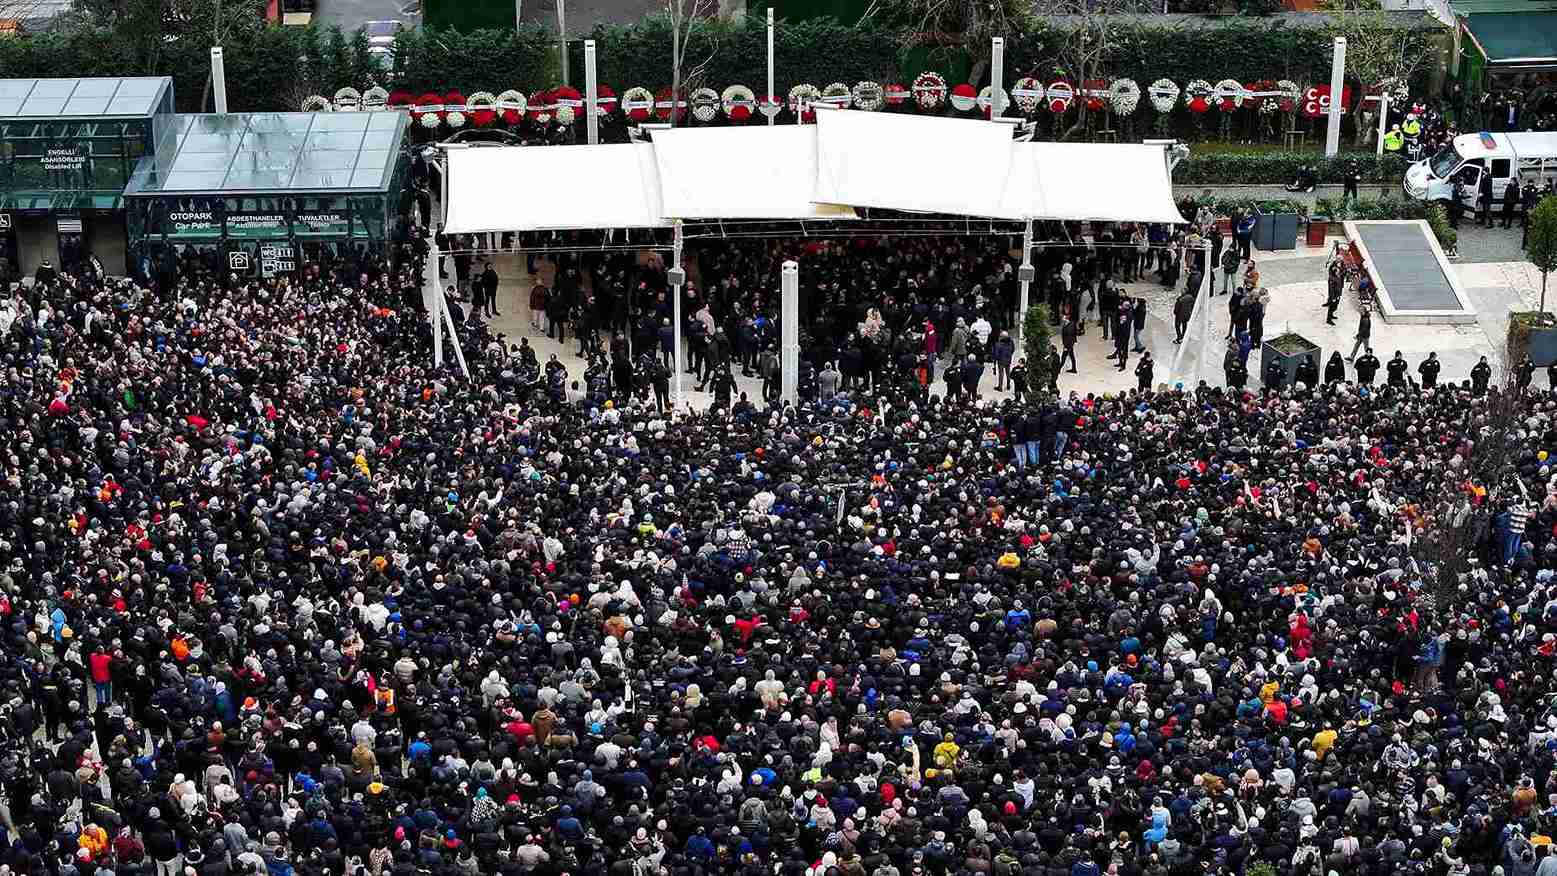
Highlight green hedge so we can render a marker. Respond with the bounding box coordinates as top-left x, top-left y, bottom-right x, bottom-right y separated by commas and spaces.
1174, 152, 1409, 185
0, 8, 1438, 117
